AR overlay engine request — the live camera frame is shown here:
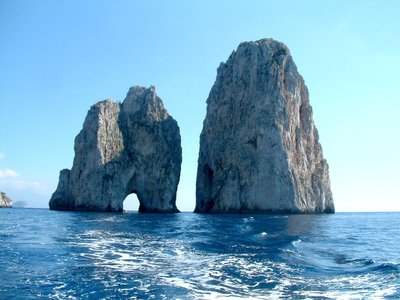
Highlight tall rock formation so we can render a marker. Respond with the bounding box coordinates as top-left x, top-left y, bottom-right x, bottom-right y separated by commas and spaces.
196, 38, 334, 213
49, 86, 181, 212
0, 192, 13, 208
